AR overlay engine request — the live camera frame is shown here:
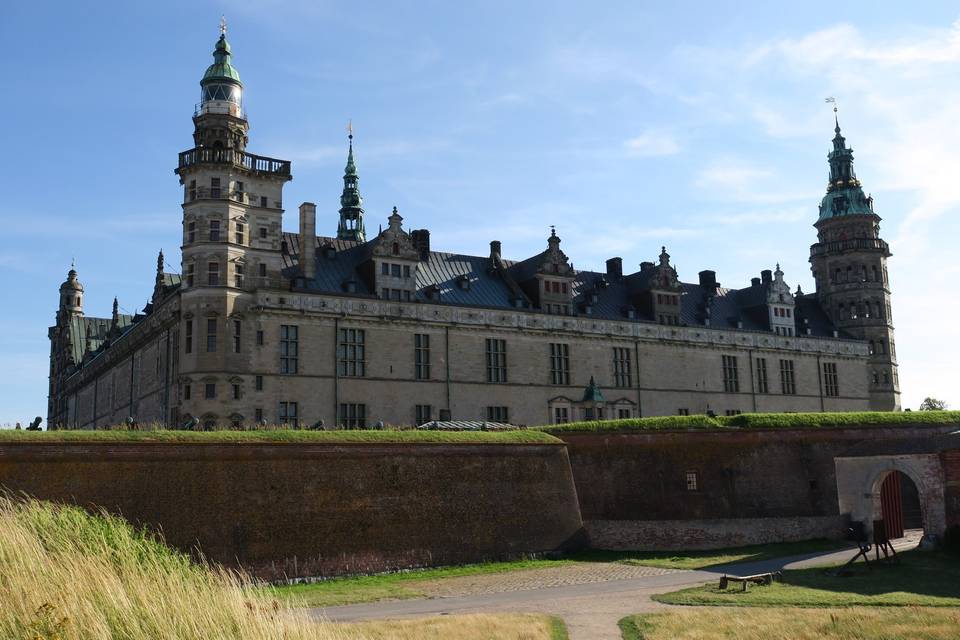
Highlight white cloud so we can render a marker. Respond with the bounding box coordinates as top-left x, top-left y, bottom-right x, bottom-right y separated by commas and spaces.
623, 130, 681, 157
